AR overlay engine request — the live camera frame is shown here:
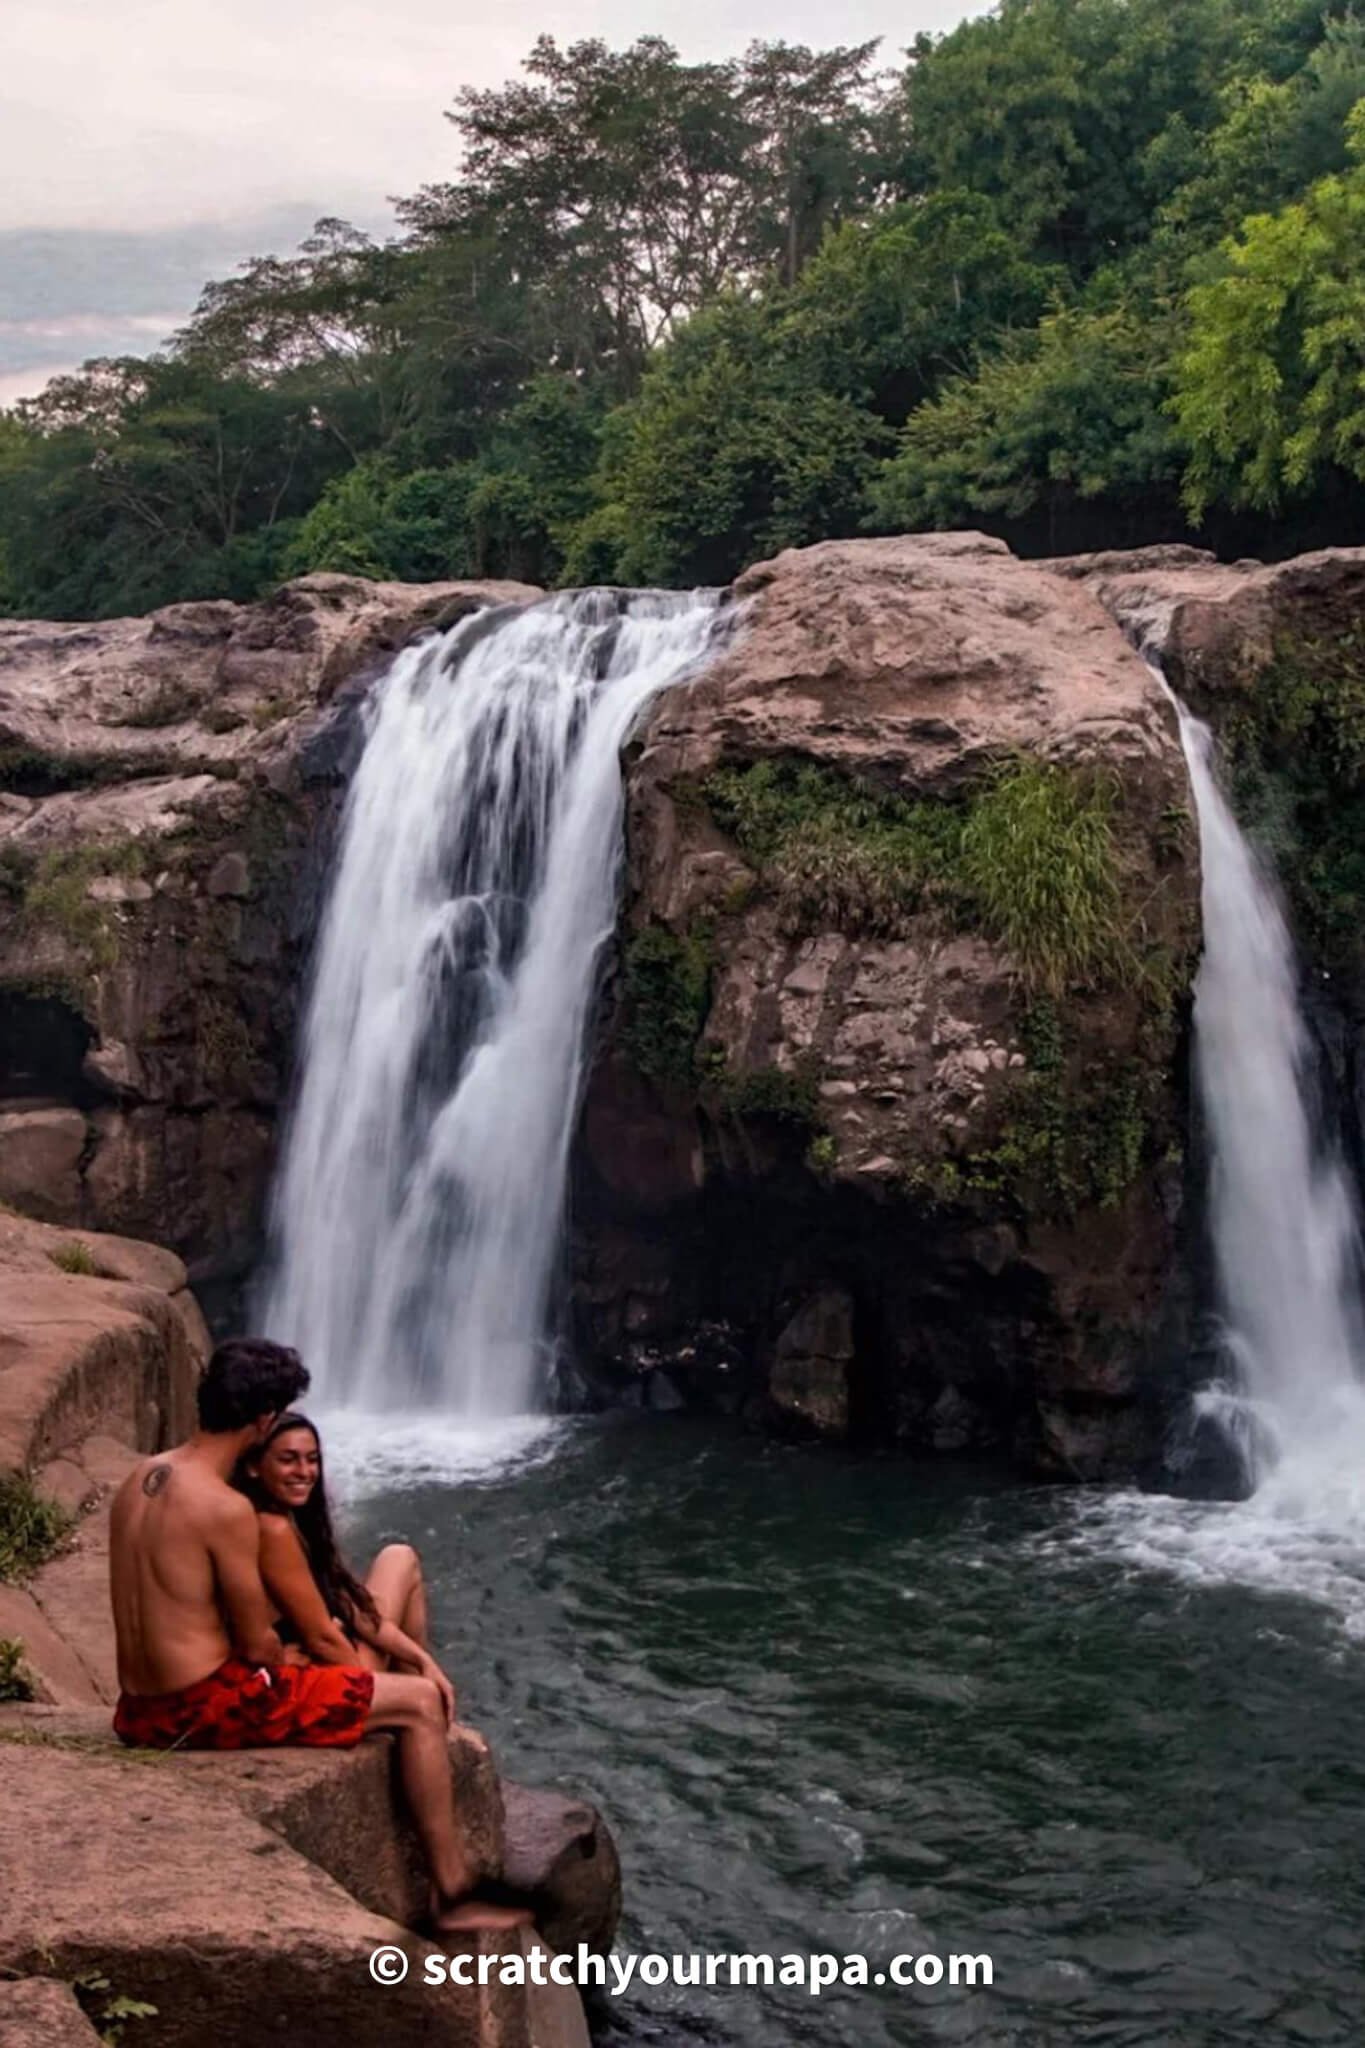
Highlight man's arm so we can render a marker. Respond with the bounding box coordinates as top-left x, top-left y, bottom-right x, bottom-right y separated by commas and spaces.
205, 1493, 285, 1667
